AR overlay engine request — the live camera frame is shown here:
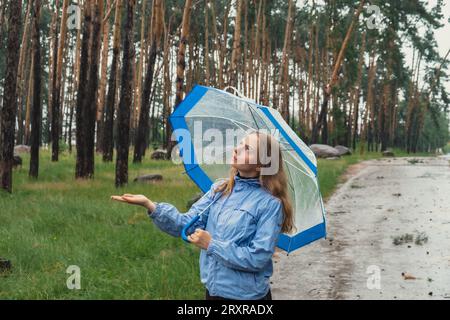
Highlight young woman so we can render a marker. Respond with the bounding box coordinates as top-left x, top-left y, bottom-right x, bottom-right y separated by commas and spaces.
111, 132, 294, 300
